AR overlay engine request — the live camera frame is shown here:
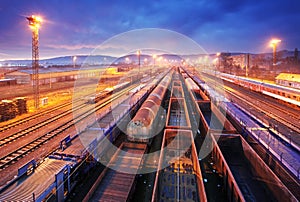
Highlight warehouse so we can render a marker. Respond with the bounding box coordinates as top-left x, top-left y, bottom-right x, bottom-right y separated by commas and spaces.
0, 79, 17, 86
275, 73, 300, 89
4, 67, 117, 85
